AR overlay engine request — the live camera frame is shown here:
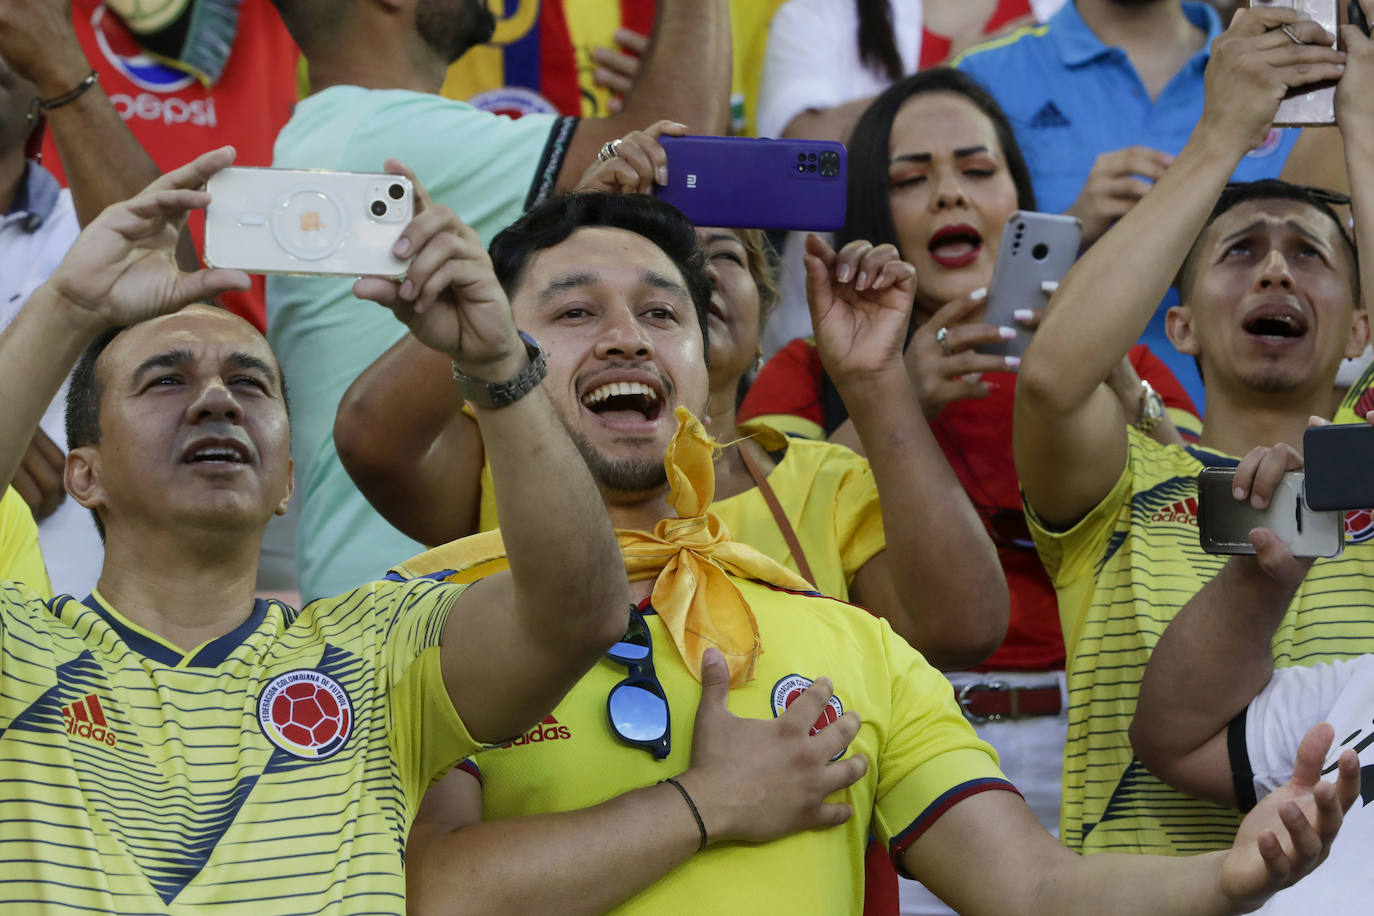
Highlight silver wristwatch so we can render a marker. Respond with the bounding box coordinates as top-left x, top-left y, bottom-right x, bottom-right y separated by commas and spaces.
1135, 379, 1165, 433
451, 331, 547, 409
